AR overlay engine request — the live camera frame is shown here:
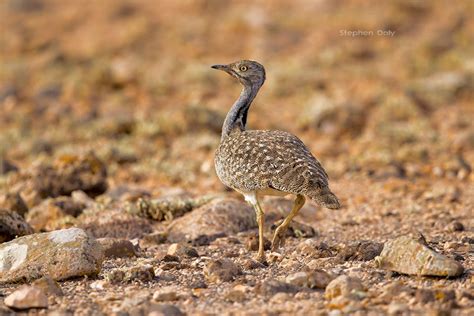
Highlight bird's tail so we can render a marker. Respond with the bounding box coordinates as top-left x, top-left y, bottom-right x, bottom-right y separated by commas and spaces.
308, 187, 341, 209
